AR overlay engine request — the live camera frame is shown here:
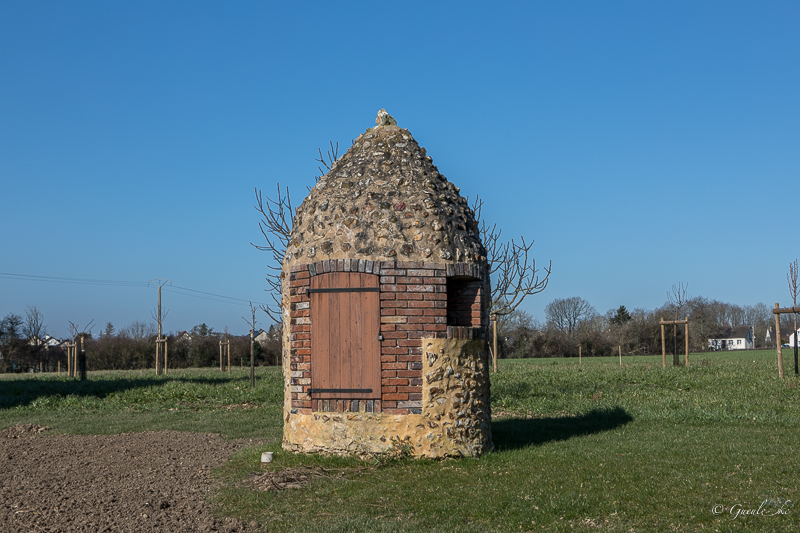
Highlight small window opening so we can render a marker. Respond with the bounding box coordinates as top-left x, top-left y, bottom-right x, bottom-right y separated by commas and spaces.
446, 276, 483, 327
